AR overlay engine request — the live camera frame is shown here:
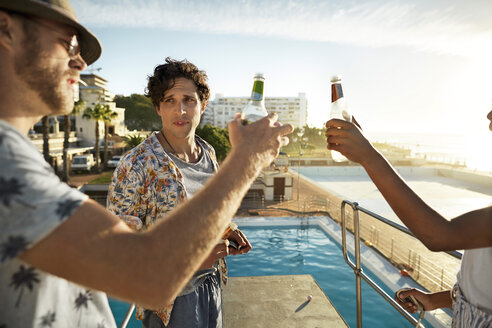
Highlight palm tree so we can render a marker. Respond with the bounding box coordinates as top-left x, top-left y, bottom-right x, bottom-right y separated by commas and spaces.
82, 104, 118, 171
74, 290, 93, 326
0, 177, 33, 209
10, 265, 40, 307
41, 115, 50, 163
62, 100, 86, 182
102, 116, 117, 169
0, 235, 29, 262
39, 310, 56, 327
123, 134, 146, 149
